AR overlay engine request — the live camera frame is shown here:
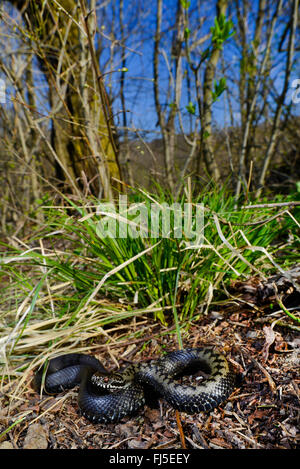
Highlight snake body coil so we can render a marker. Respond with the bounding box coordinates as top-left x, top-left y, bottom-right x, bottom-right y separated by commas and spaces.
34, 348, 235, 423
